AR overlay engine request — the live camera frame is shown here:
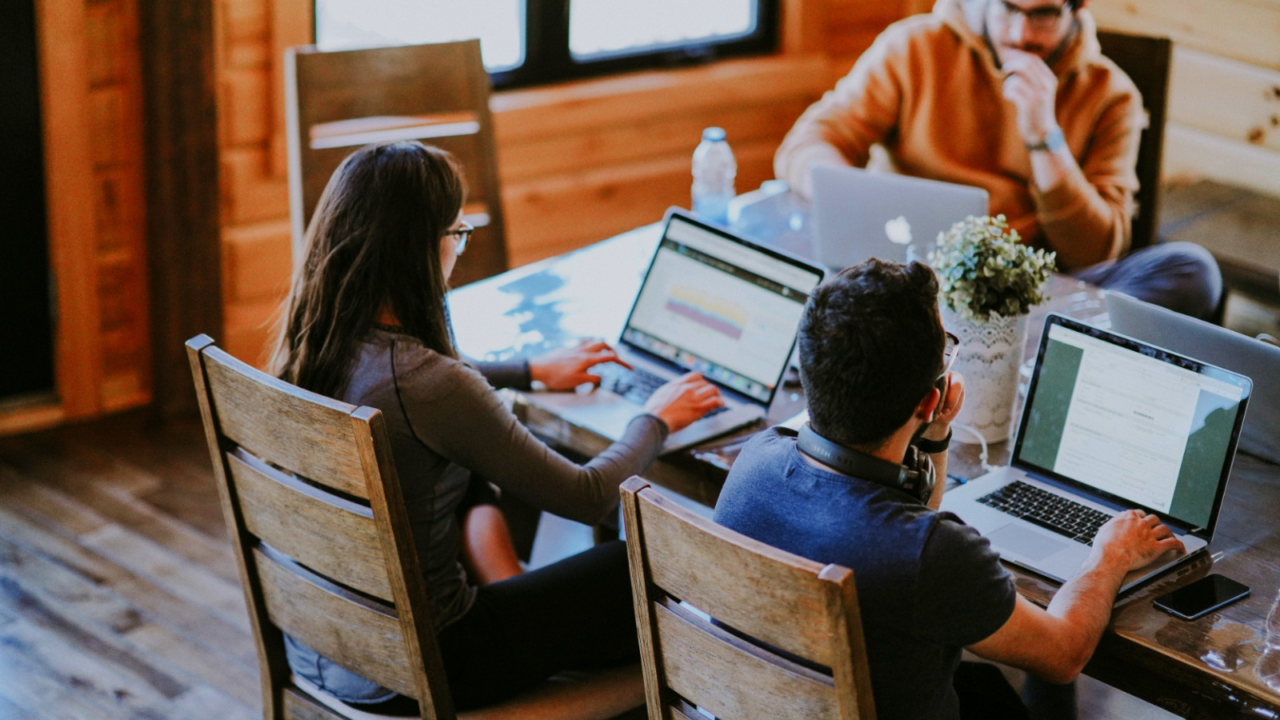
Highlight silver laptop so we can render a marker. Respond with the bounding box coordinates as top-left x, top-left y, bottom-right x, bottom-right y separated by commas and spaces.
527, 209, 825, 454
1107, 290, 1280, 465
809, 165, 988, 270
943, 314, 1251, 593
